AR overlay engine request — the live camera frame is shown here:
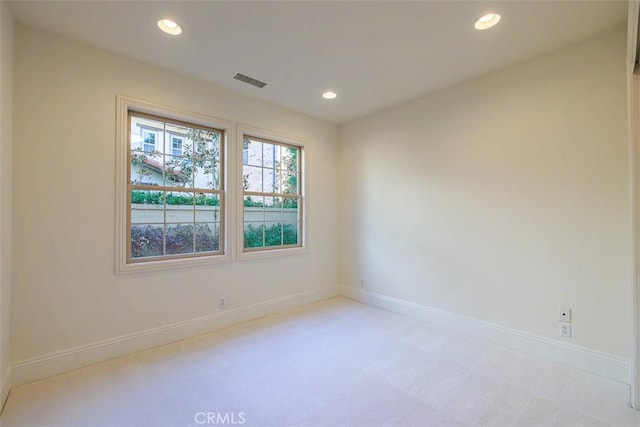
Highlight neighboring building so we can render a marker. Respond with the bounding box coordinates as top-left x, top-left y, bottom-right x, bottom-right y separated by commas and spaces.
130, 115, 220, 189
242, 137, 298, 196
